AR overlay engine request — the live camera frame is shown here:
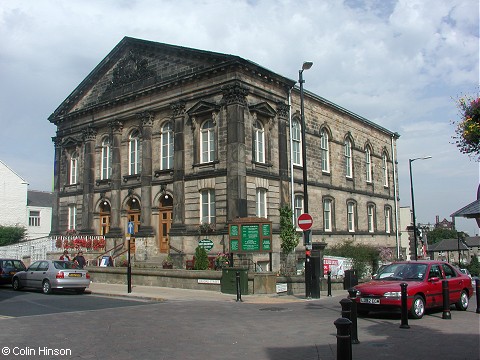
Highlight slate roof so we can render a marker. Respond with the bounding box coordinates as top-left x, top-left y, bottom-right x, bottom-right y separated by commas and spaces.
463, 236, 480, 248
427, 238, 469, 252
450, 199, 480, 218
27, 190, 53, 208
